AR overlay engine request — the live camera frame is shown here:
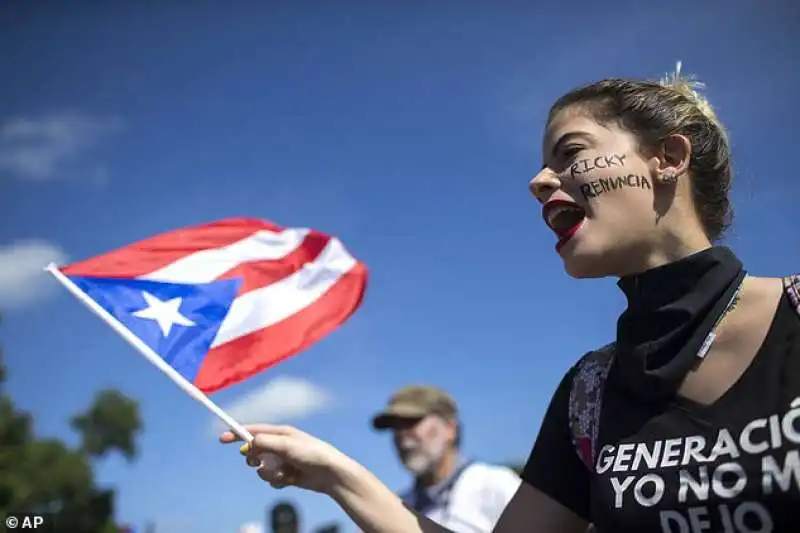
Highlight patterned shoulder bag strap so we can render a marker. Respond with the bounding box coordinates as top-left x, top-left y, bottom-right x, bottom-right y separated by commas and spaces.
783, 274, 800, 318
568, 343, 616, 472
